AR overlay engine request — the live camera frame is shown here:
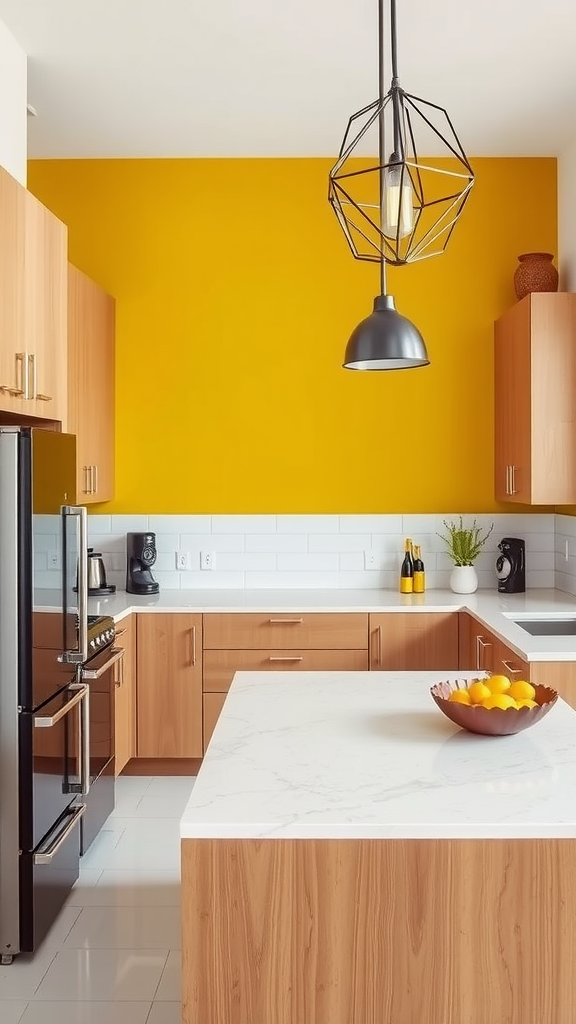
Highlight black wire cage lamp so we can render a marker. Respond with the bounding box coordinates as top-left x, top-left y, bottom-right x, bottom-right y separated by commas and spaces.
329, 0, 475, 370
